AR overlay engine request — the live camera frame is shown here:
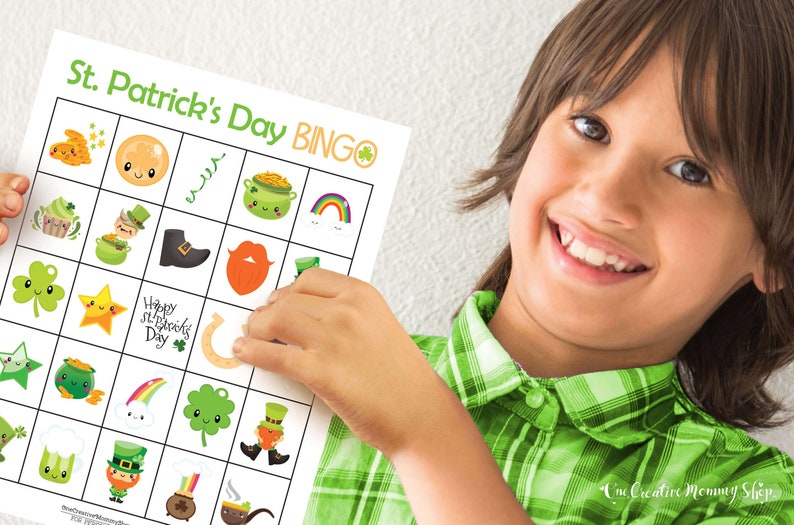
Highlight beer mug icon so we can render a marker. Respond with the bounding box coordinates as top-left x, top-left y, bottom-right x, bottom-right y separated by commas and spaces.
38, 426, 84, 484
